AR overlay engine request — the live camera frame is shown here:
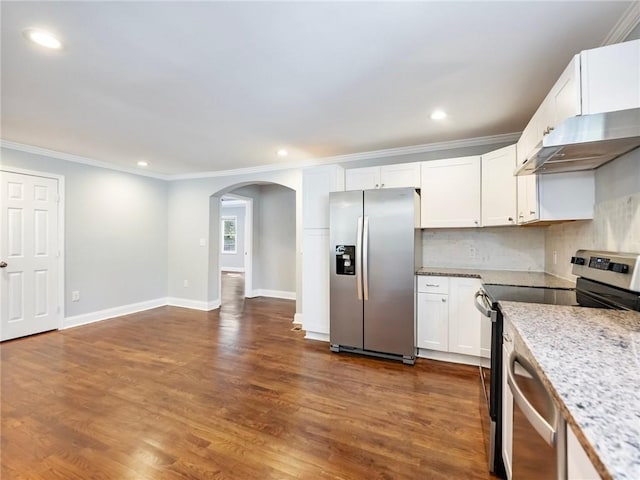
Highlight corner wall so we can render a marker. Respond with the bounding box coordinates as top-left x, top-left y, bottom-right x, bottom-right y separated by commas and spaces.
1, 147, 169, 320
